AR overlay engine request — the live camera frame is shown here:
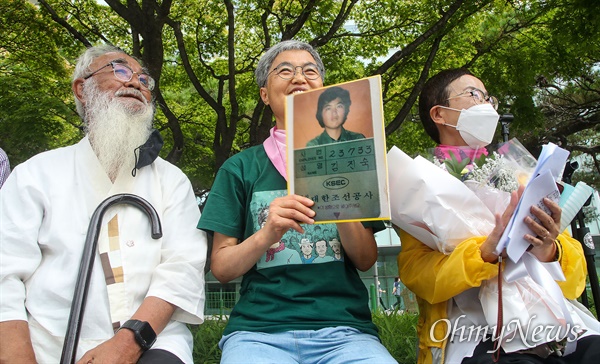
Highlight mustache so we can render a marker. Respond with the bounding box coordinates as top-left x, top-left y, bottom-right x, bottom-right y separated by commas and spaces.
115, 88, 147, 104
